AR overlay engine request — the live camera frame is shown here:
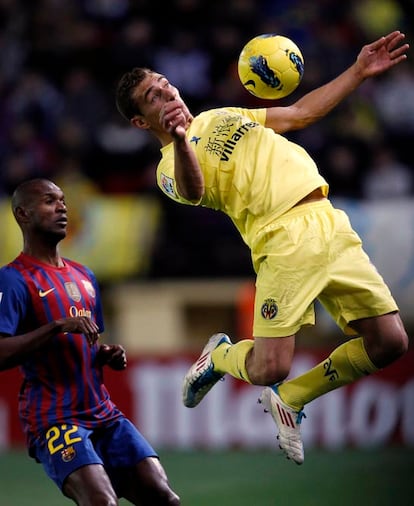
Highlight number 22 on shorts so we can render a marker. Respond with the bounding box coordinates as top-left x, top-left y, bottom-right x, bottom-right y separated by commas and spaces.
46, 424, 82, 455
